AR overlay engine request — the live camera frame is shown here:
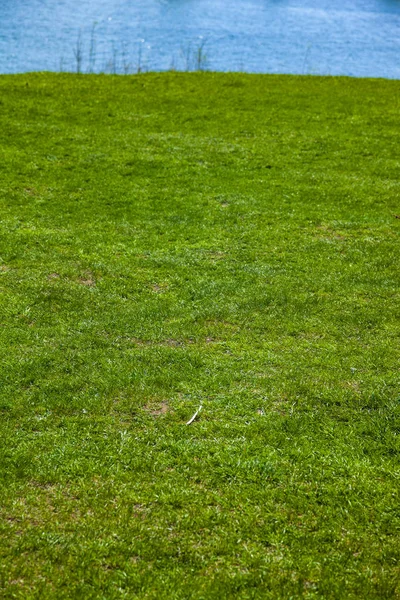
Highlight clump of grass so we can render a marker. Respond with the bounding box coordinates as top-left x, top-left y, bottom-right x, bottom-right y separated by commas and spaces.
72, 28, 209, 74
180, 38, 208, 72
0, 72, 399, 599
